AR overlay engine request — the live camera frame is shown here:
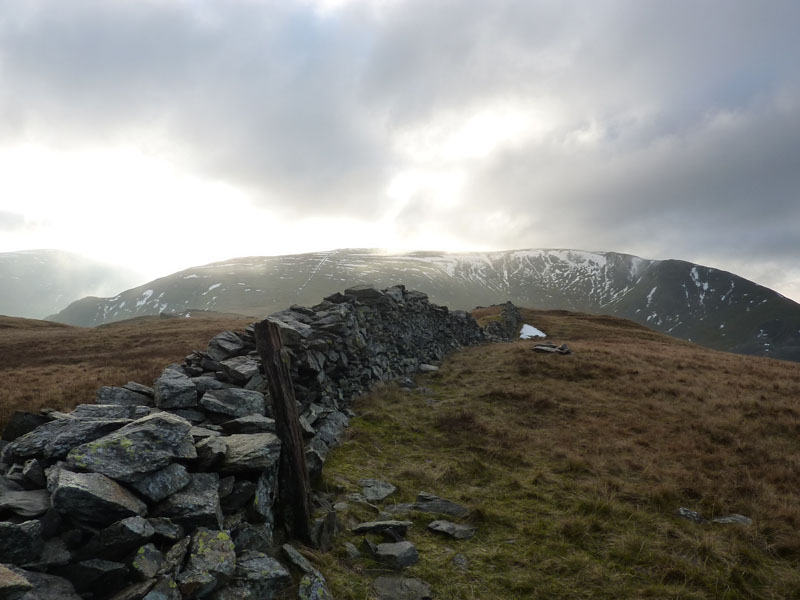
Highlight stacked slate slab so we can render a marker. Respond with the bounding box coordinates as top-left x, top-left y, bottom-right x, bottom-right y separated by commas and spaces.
0, 285, 485, 599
